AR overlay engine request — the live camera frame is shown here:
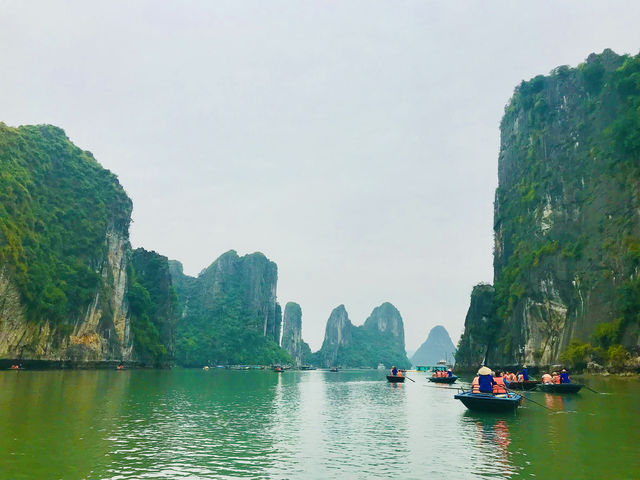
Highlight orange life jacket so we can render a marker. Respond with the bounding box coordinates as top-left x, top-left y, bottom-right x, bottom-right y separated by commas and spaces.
493, 376, 507, 394
472, 376, 480, 393
554, 375, 560, 384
